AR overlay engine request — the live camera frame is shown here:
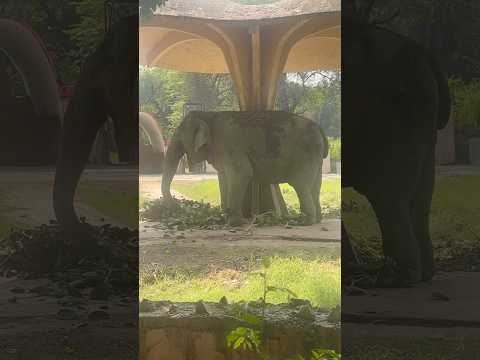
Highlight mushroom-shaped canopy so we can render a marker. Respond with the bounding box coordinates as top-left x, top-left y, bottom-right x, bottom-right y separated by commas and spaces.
139, 0, 340, 73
